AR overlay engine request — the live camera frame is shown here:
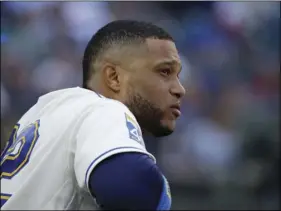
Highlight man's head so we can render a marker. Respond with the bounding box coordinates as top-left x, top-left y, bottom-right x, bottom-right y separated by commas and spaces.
83, 20, 185, 137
